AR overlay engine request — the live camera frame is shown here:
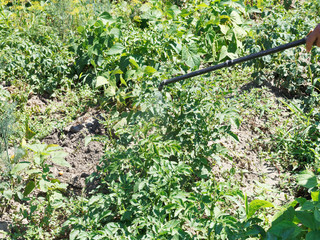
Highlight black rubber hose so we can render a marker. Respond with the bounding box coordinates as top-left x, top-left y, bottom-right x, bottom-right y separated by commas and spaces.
158, 37, 307, 91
